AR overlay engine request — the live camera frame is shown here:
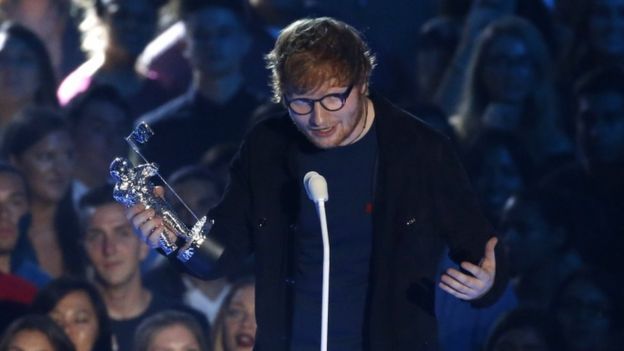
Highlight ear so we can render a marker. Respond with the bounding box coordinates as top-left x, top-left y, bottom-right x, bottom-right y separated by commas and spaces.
359, 83, 369, 96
